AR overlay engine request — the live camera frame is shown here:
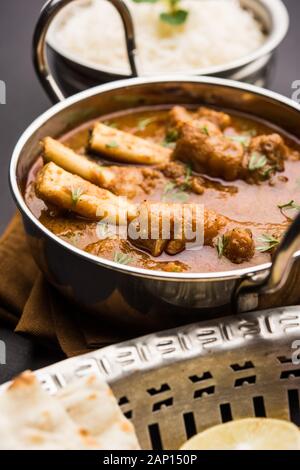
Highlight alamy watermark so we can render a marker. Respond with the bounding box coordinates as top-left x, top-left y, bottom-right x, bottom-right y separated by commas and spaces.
291, 80, 300, 103
95, 202, 205, 250
0, 80, 6, 104
0, 340, 6, 365
292, 340, 300, 365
